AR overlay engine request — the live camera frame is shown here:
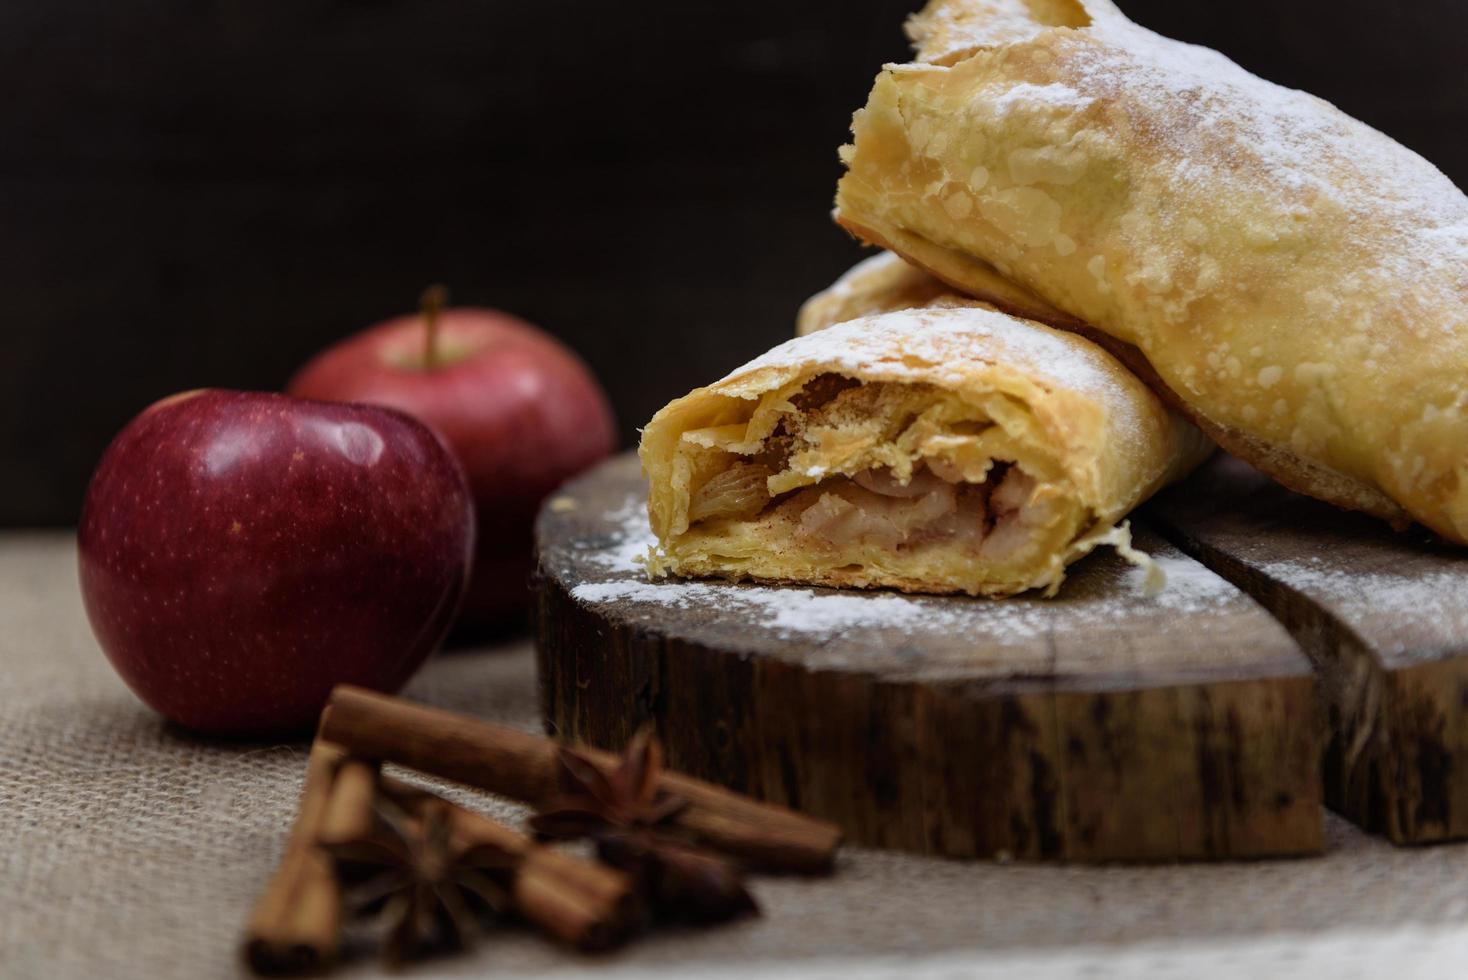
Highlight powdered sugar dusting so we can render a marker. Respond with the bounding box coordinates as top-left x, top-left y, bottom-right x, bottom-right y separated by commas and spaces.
566, 486, 1250, 652
1142, 554, 1244, 612
987, 81, 1094, 117
571, 578, 944, 638
1259, 557, 1464, 613
580, 495, 655, 572
1255, 557, 1468, 661
904, 0, 1468, 303
914, 1, 1468, 270
1060, 15, 1466, 306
